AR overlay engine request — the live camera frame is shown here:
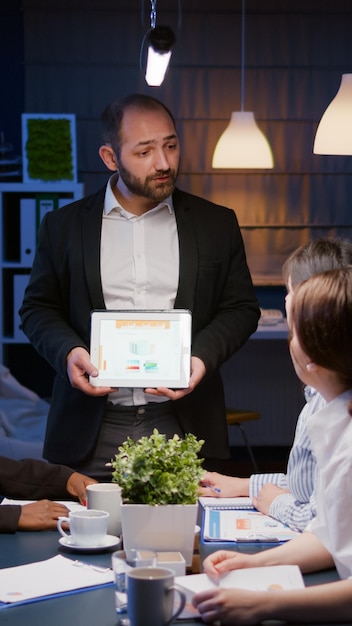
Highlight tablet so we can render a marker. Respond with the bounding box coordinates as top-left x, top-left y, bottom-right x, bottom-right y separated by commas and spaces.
89, 309, 192, 388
